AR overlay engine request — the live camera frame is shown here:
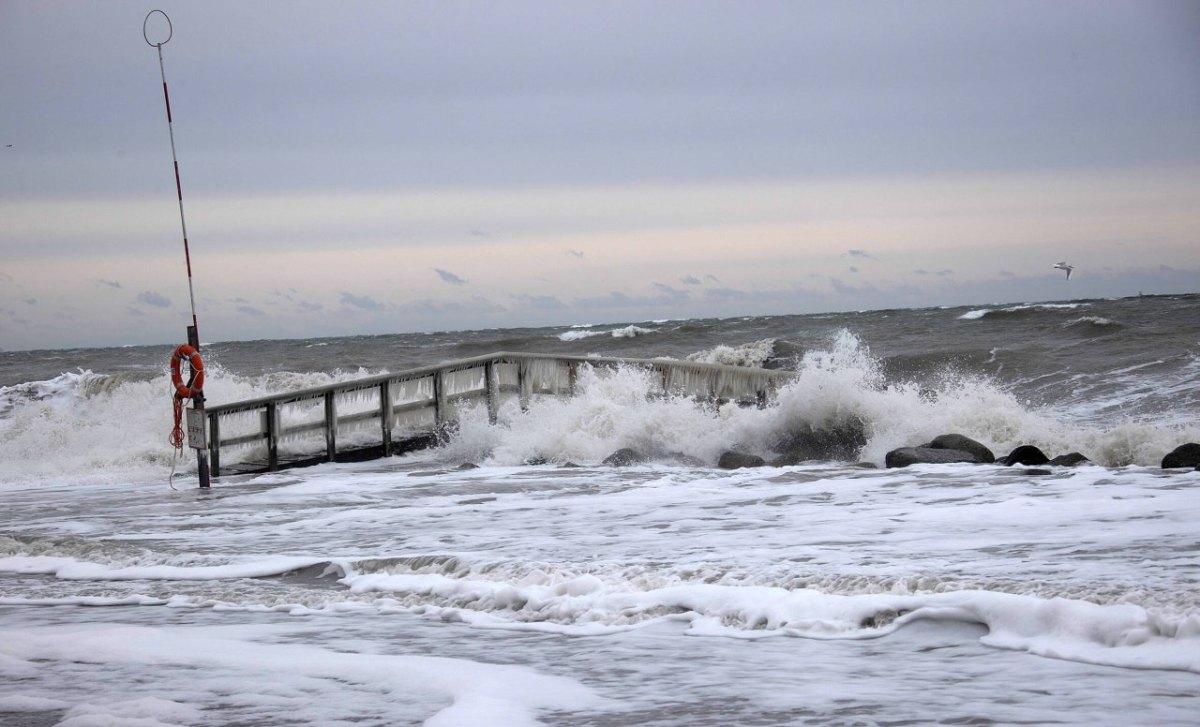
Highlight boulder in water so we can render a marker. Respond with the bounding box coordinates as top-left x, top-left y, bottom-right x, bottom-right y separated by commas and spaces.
603, 448, 647, 467
771, 418, 867, 464
1161, 443, 1200, 469
924, 434, 995, 464
1047, 452, 1091, 467
885, 447, 980, 468
998, 445, 1050, 466
718, 451, 766, 469
884, 433, 994, 468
